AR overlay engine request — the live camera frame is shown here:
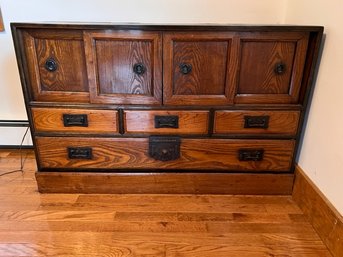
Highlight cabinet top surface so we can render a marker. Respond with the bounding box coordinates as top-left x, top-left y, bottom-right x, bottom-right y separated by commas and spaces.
10, 22, 324, 32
